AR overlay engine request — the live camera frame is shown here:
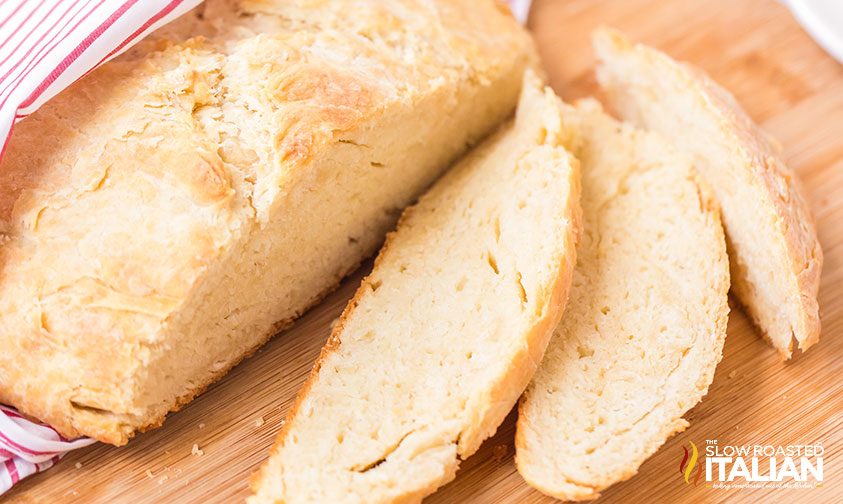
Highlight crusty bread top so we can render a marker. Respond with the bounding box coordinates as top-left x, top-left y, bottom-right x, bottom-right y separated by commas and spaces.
0, 0, 534, 328
515, 99, 729, 501
249, 73, 582, 504
0, 0, 535, 444
594, 28, 822, 358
